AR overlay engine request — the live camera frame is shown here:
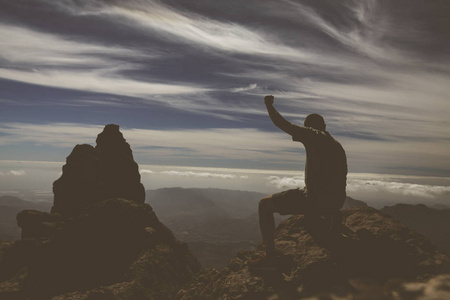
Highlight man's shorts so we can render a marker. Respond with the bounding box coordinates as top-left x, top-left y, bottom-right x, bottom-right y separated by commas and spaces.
270, 187, 314, 215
